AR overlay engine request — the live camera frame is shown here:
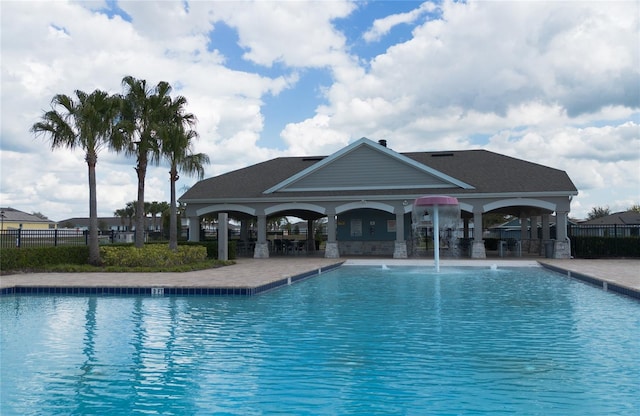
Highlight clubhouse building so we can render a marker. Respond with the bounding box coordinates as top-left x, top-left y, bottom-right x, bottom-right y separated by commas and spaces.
179, 138, 578, 259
